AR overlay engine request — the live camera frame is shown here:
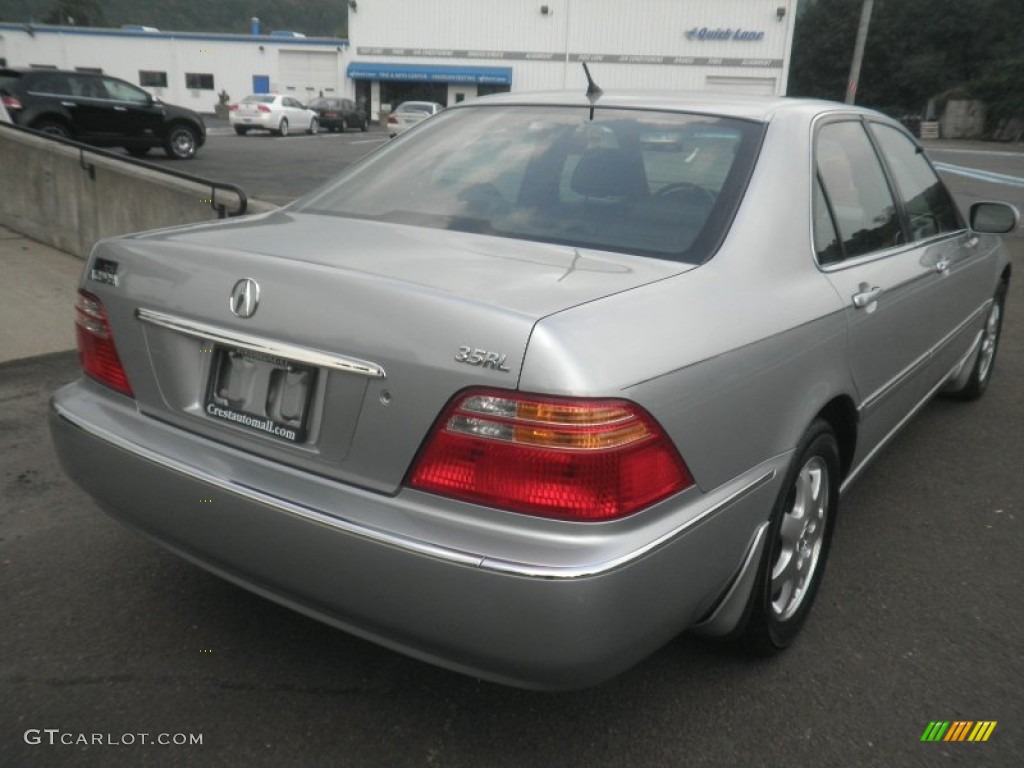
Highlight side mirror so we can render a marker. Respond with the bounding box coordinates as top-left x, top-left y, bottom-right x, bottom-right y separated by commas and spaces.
970, 202, 1019, 234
